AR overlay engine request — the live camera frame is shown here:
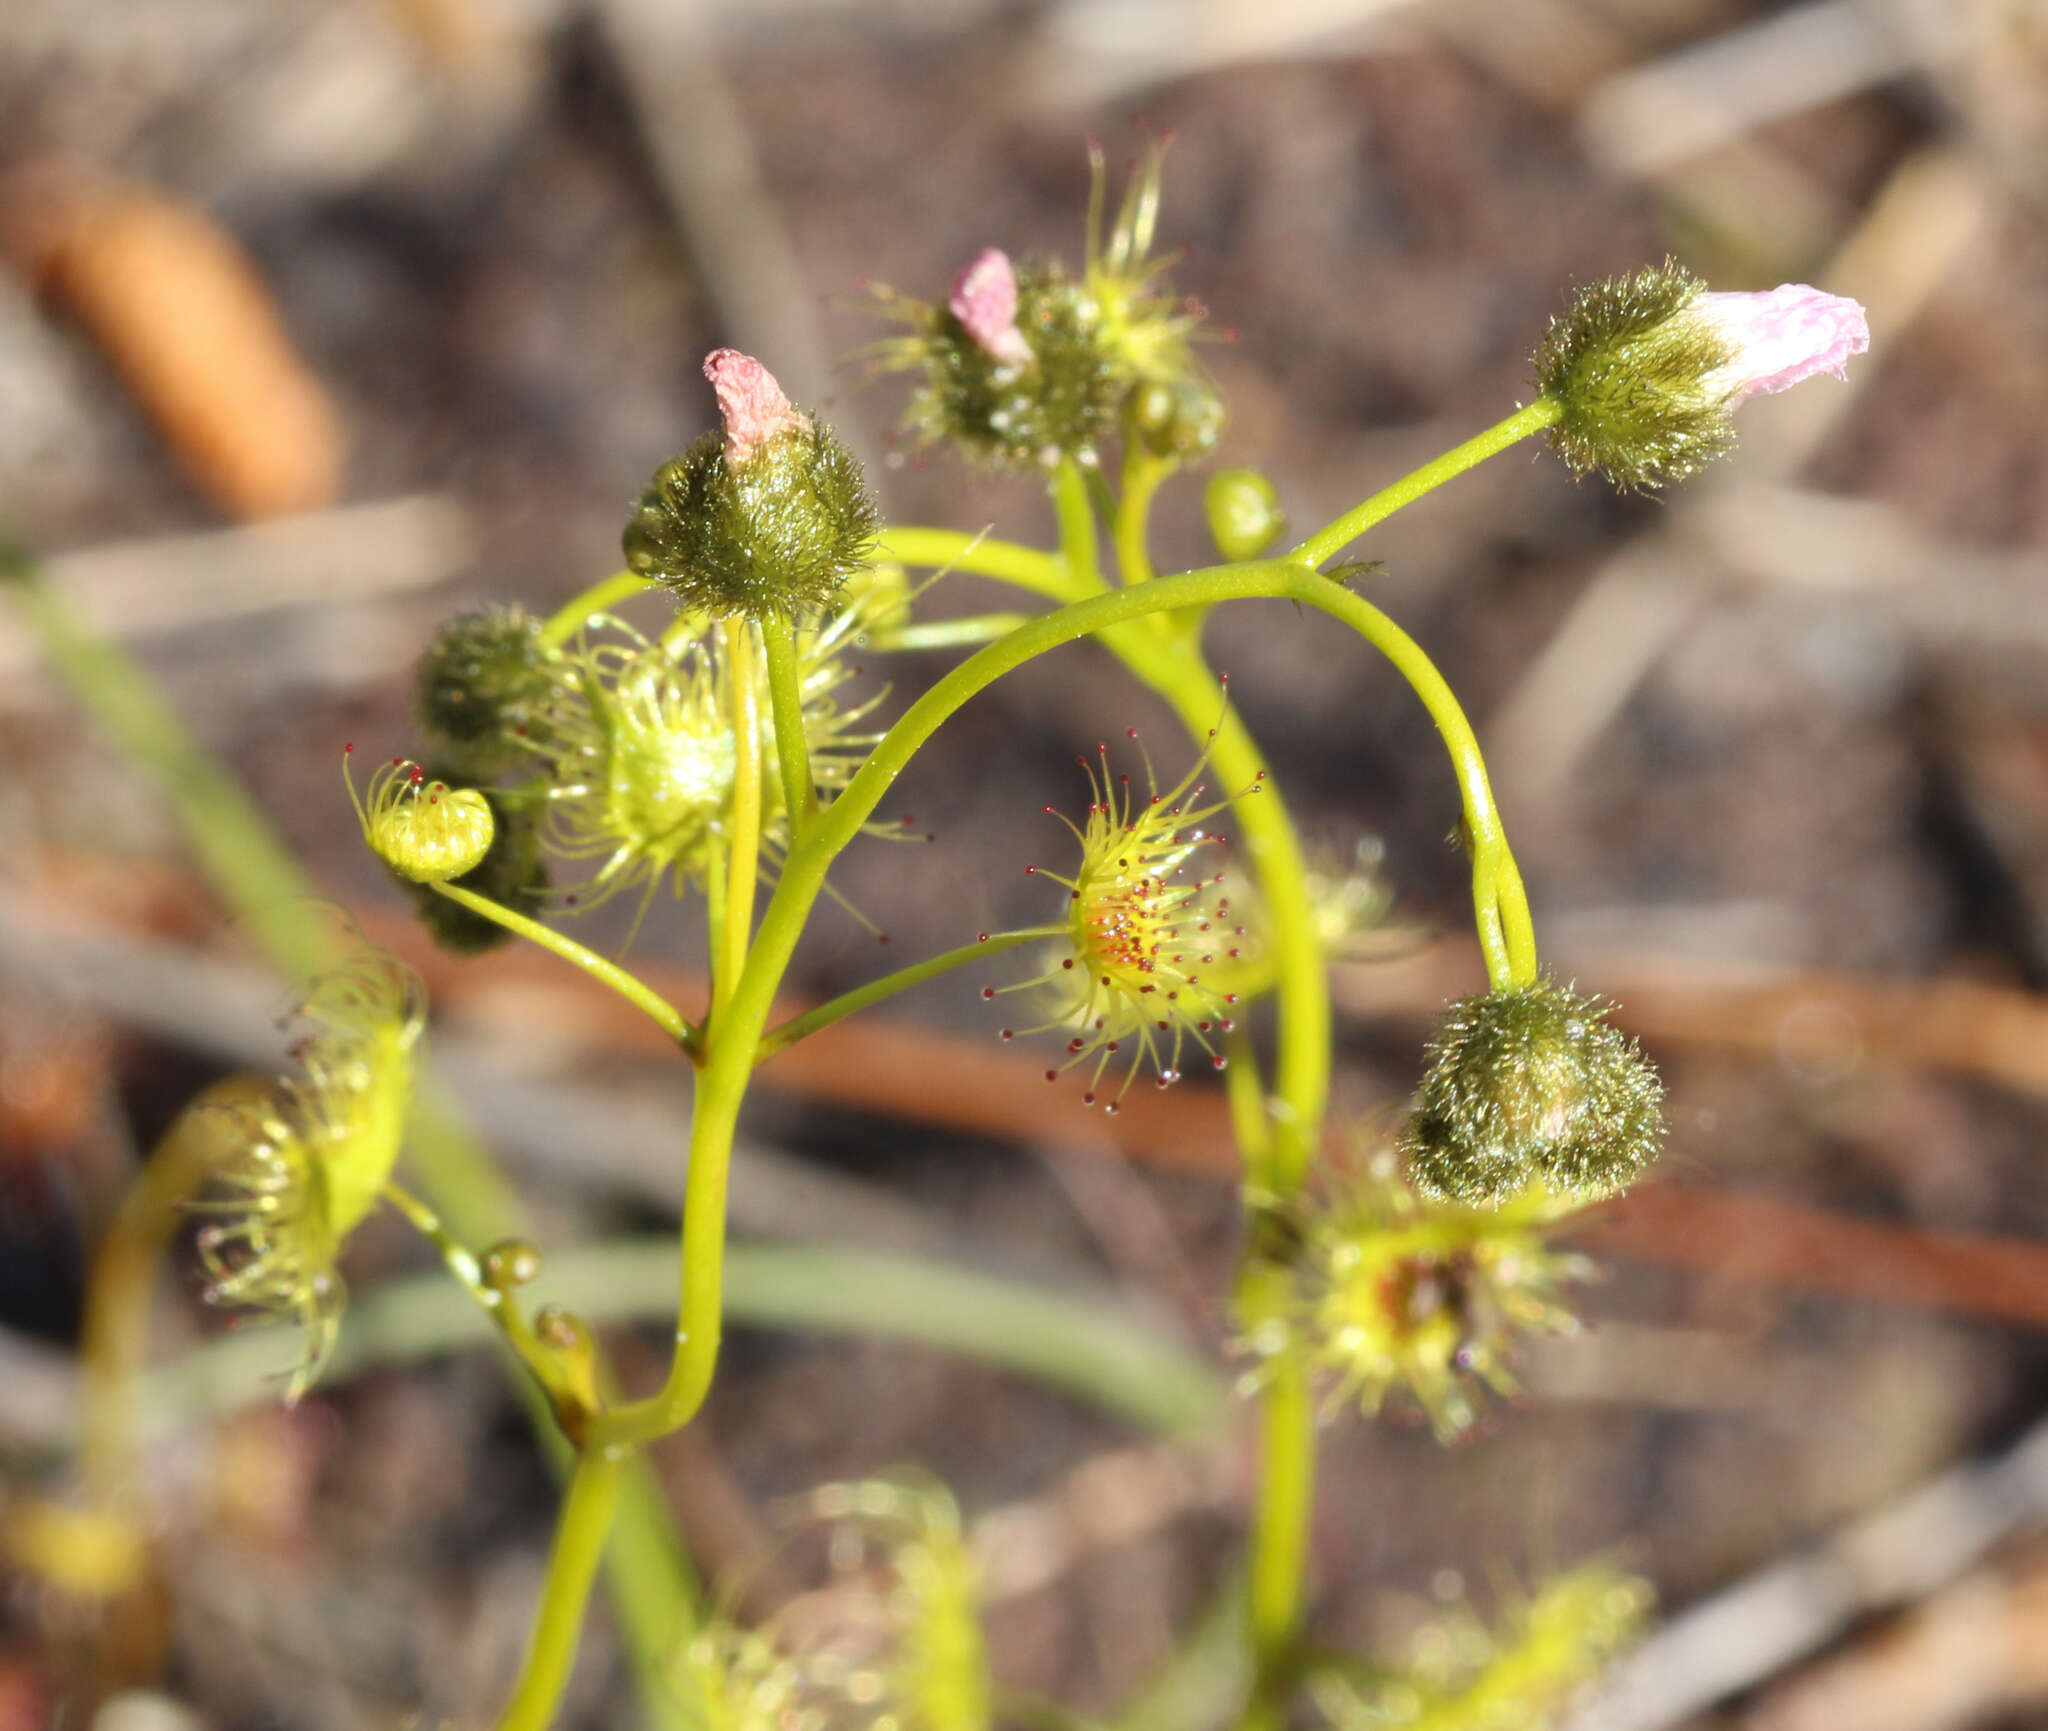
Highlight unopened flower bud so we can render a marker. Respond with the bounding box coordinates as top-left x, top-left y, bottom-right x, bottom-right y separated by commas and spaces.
414, 603, 556, 781
1129, 374, 1224, 461
403, 786, 548, 954
346, 751, 496, 884
948, 248, 1033, 368
623, 350, 879, 620
1402, 979, 1663, 1205
1693, 282, 1870, 400
1534, 259, 1867, 491
1204, 467, 1286, 561
703, 347, 811, 467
